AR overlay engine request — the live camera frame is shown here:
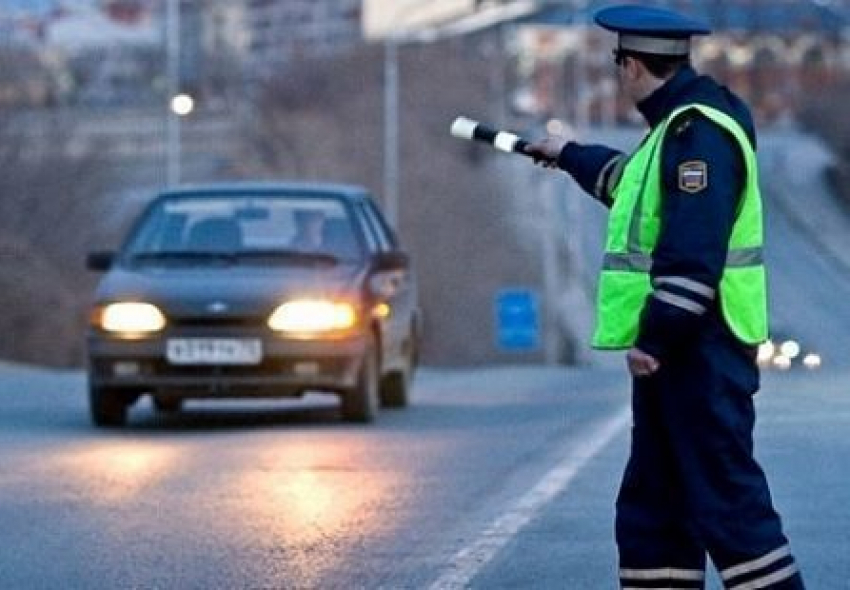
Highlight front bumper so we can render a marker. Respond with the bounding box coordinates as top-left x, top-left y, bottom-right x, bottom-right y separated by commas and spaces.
87, 327, 367, 398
